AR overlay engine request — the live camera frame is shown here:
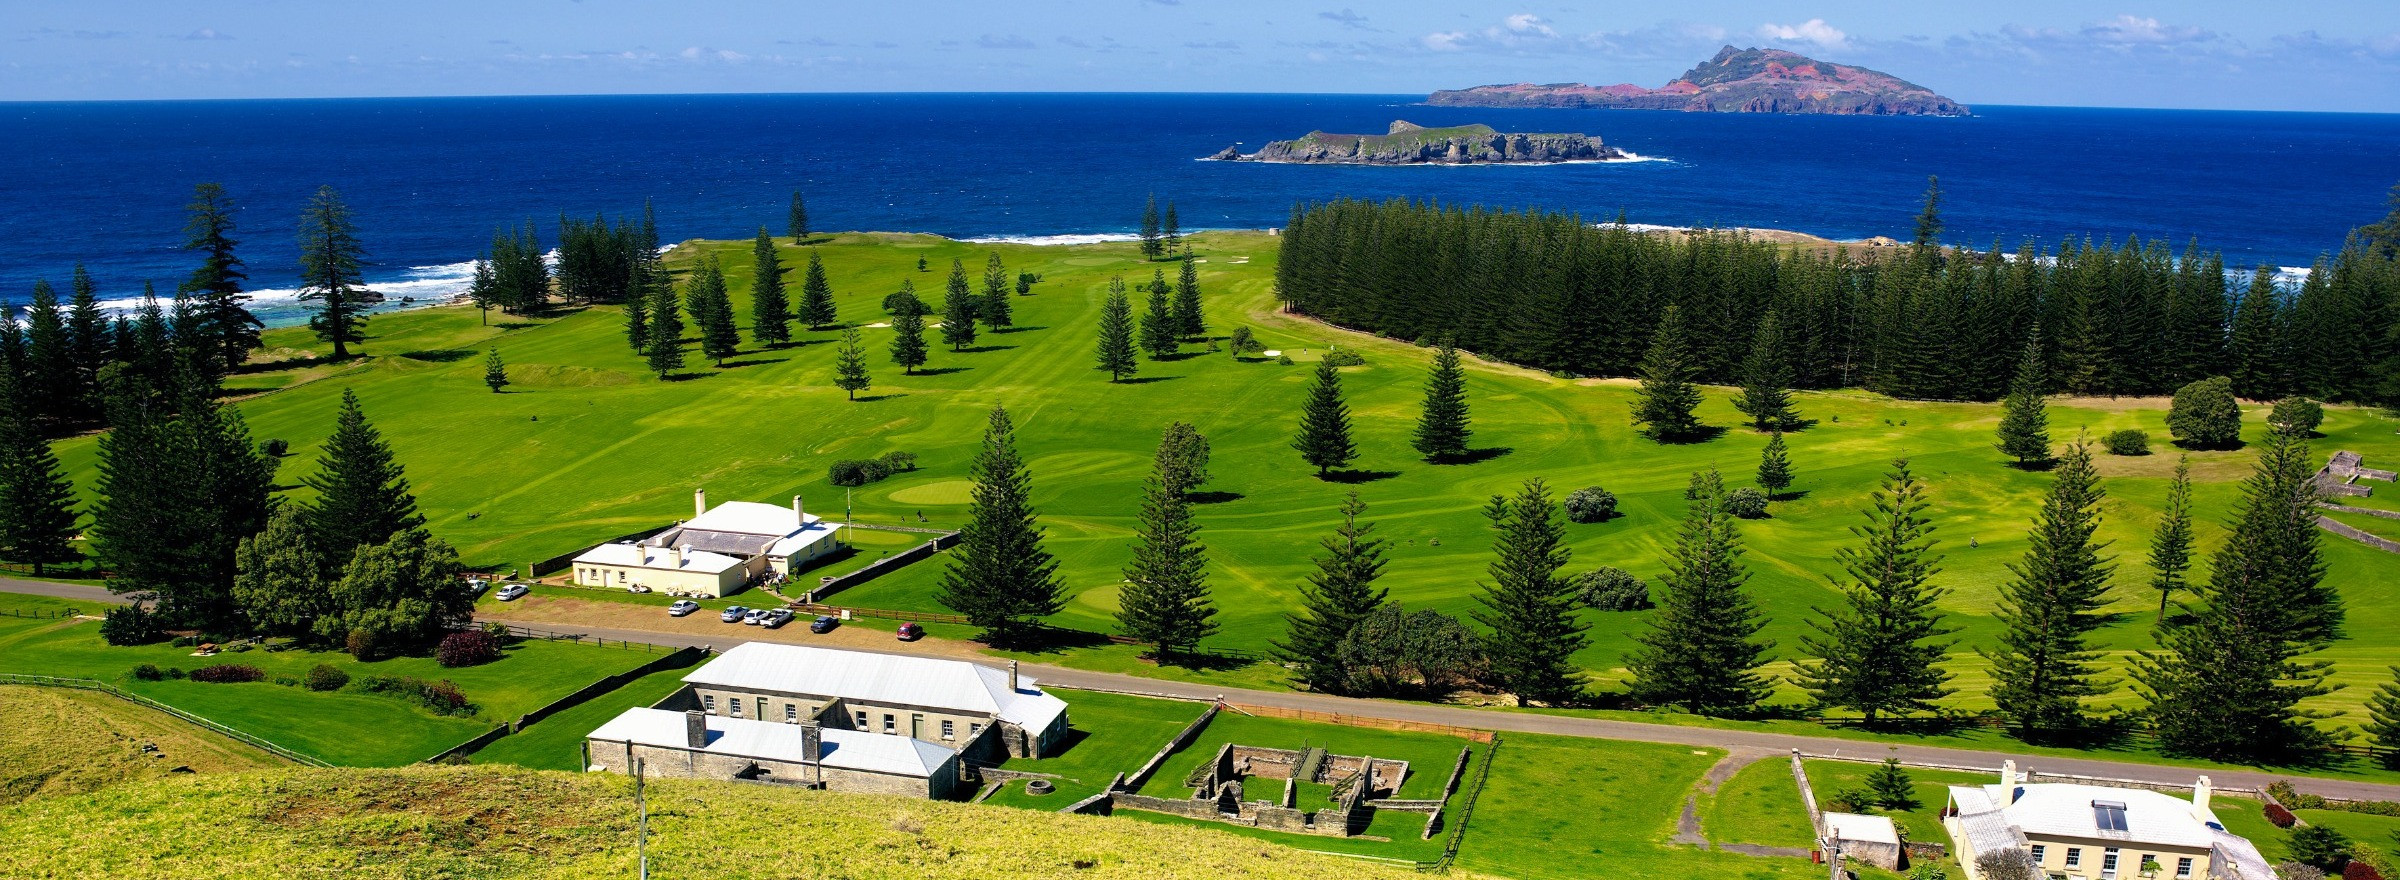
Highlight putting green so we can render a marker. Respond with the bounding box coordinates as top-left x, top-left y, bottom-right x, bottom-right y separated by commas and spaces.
884, 479, 975, 506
